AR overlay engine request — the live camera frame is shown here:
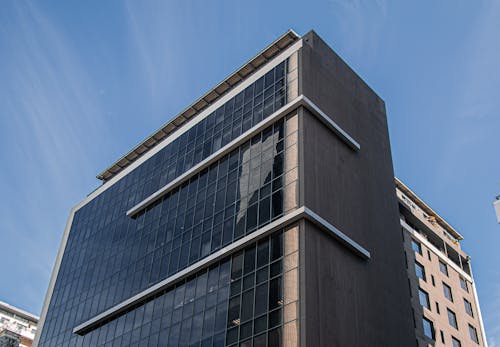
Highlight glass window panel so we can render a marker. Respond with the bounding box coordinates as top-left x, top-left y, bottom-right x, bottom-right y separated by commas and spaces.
415, 262, 426, 281
469, 325, 479, 343
255, 283, 268, 316
439, 261, 448, 276
268, 327, 282, 347
269, 277, 282, 310
243, 273, 255, 291
268, 308, 282, 329
418, 288, 430, 309
447, 309, 458, 329
423, 317, 435, 340
256, 267, 269, 285
240, 321, 253, 340
202, 307, 215, 337
241, 289, 254, 322
443, 282, 453, 302
244, 247, 256, 274
460, 277, 469, 292
259, 196, 271, 226
411, 239, 422, 254
464, 298, 474, 317
226, 327, 238, 345
452, 337, 461, 347
230, 279, 242, 297
227, 297, 240, 328
231, 253, 243, 280
40, 73, 290, 343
